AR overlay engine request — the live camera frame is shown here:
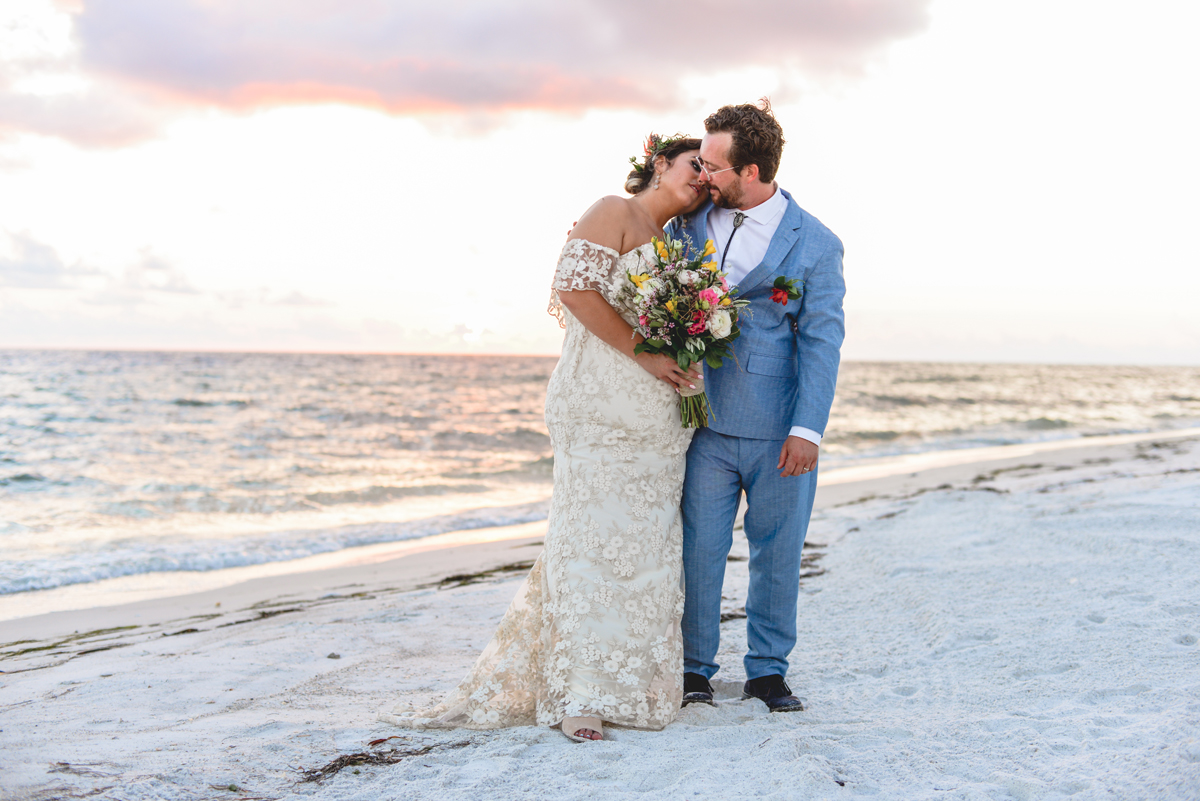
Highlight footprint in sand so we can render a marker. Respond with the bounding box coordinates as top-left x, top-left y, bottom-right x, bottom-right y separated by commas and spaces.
1164, 604, 1200, 618
931, 631, 998, 658
893, 686, 918, 697
1013, 663, 1078, 680
1174, 634, 1197, 647
1081, 684, 1151, 704
853, 664, 889, 679
1086, 614, 1106, 624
